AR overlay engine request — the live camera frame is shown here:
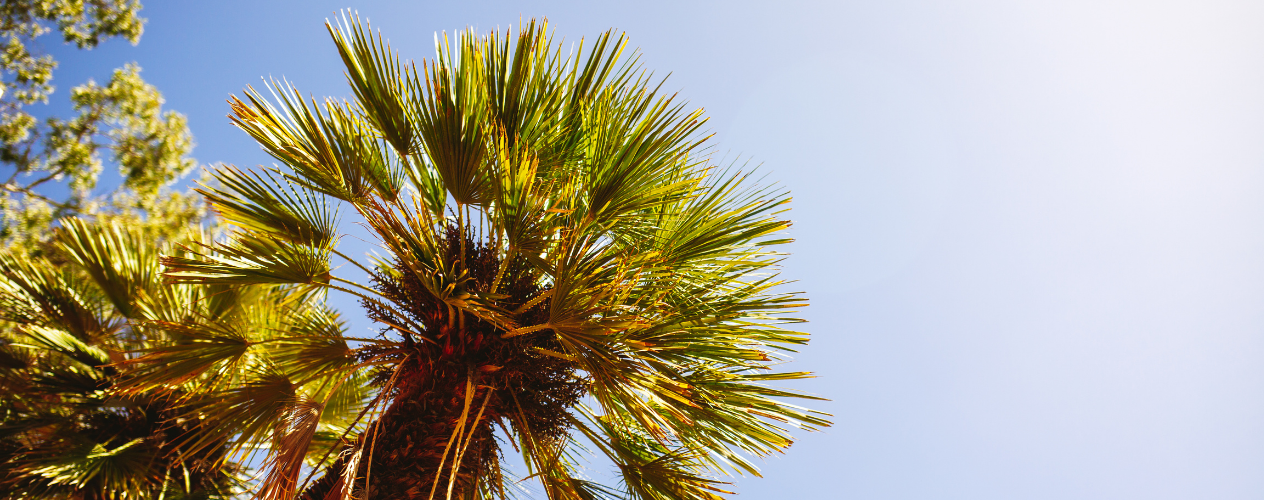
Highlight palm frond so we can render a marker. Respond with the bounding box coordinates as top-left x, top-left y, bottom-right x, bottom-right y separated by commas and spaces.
270, 305, 357, 382
328, 11, 415, 159
228, 82, 402, 204
0, 253, 115, 341
577, 78, 706, 230
175, 371, 298, 461
120, 318, 253, 390
574, 408, 731, 500
13, 325, 110, 368
413, 27, 492, 205
55, 218, 161, 319
200, 165, 340, 249
162, 234, 331, 286
27, 438, 153, 493
258, 398, 324, 500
